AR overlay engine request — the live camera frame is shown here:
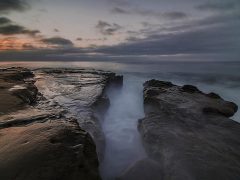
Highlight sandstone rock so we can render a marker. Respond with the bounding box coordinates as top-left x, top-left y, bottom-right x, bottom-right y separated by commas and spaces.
0, 67, 38, 114
0, 67, 123, 180
139, 79, 240, 180
0, 118, 101, 180
34, 68, 123, 161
